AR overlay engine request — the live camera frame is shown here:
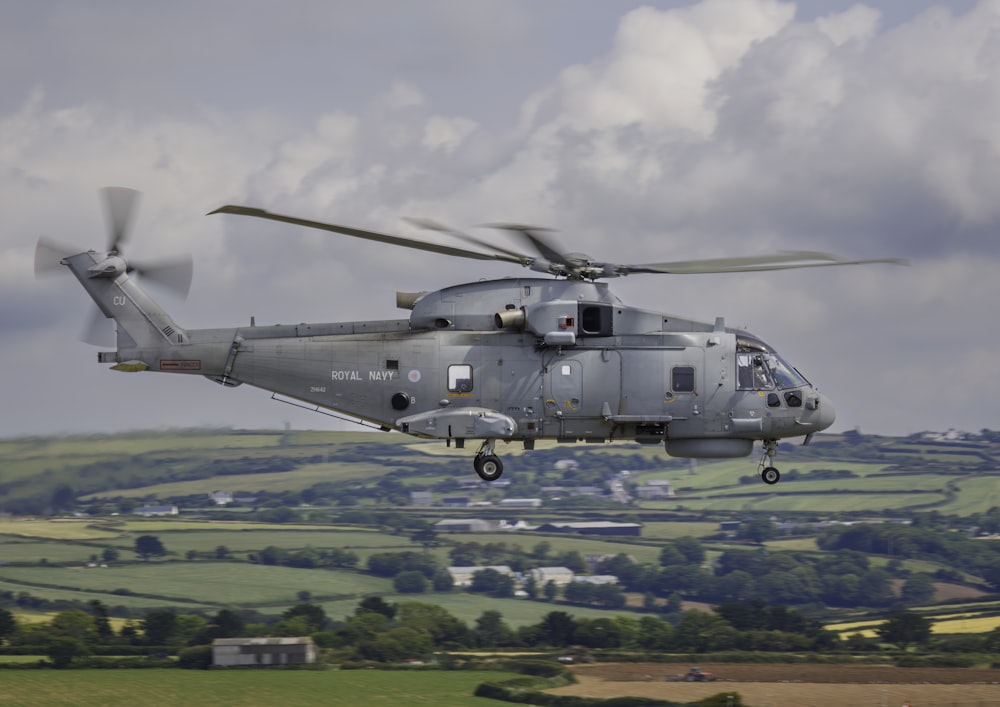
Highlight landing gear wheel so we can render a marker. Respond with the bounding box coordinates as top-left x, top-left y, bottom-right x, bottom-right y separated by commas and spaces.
474, 455, 503, 481
757, 439, 780, 485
